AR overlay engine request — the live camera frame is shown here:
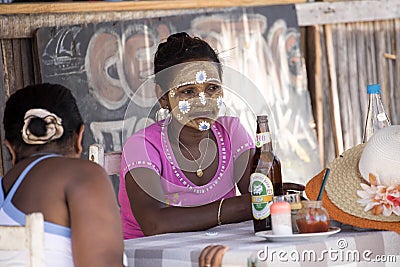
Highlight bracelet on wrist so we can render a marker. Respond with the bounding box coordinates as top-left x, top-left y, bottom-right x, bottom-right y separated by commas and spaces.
217, 198, 224, 226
